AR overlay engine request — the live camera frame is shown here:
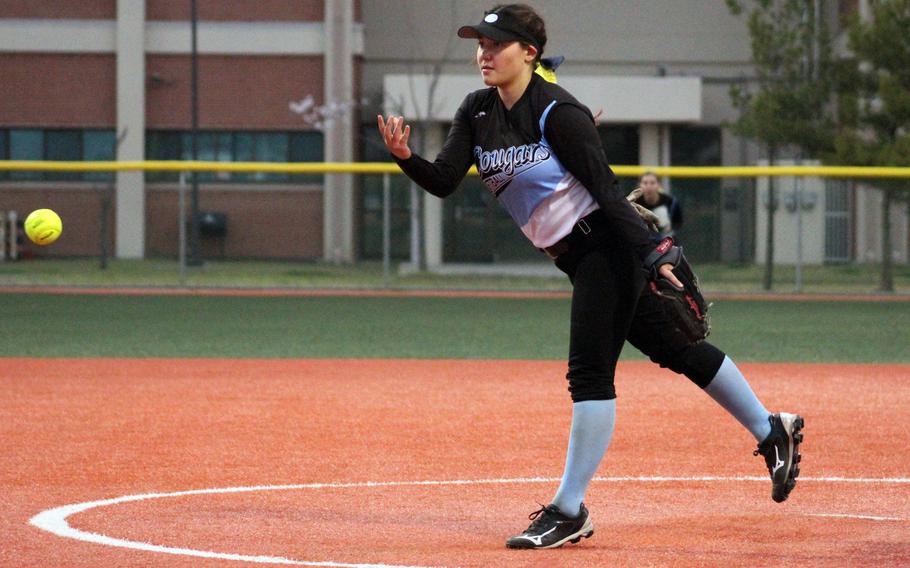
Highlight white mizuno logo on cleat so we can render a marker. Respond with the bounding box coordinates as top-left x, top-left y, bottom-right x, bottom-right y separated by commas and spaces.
516, 525, 558, 546
772, 446, 785, 474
